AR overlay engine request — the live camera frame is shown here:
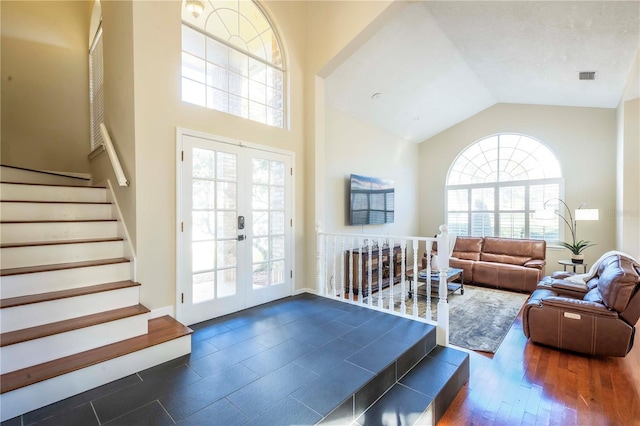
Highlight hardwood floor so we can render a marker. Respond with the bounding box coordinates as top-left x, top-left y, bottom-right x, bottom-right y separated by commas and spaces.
439, 310, 640, 426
